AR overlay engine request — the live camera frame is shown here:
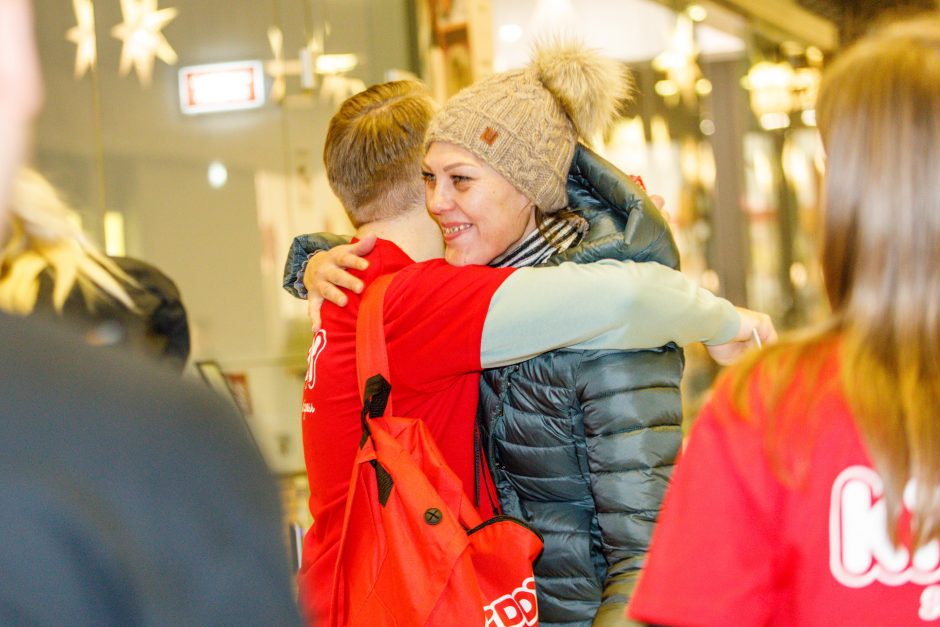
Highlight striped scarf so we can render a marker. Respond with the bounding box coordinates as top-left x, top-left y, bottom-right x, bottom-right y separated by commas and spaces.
489, 212, 588, 269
